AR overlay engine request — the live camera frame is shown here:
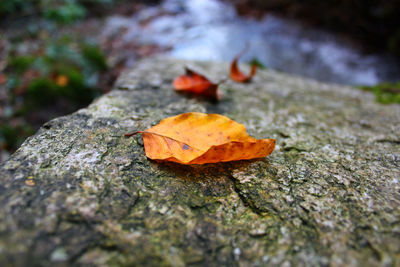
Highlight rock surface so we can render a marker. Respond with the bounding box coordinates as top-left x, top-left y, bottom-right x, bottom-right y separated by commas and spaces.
0, 58, 399, 266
